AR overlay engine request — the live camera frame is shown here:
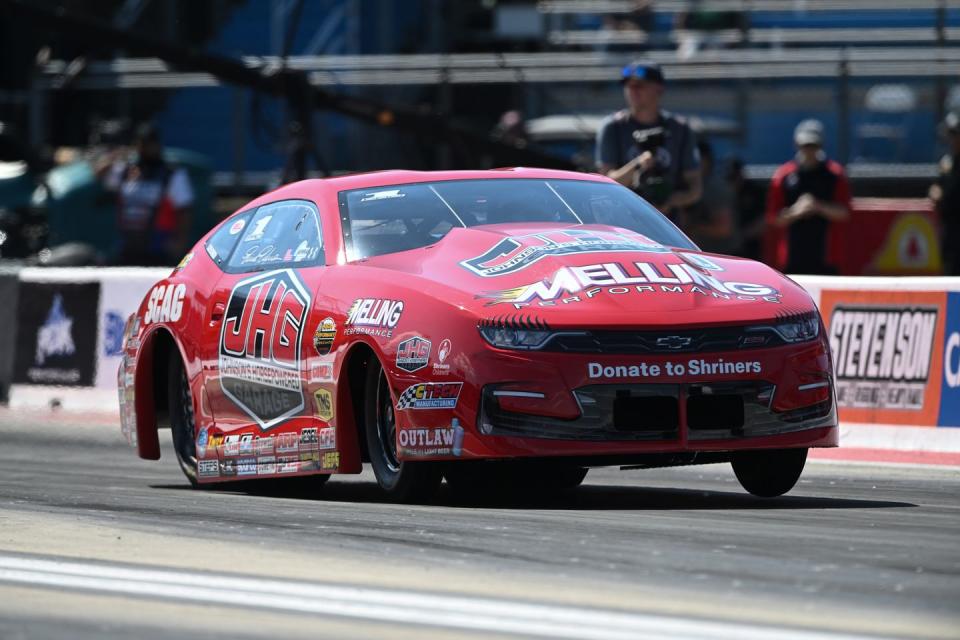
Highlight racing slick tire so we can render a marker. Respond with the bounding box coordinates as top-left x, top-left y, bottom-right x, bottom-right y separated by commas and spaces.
732, 448, 808, 498
364, 359, 443, 502
168, 351, 199, 488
